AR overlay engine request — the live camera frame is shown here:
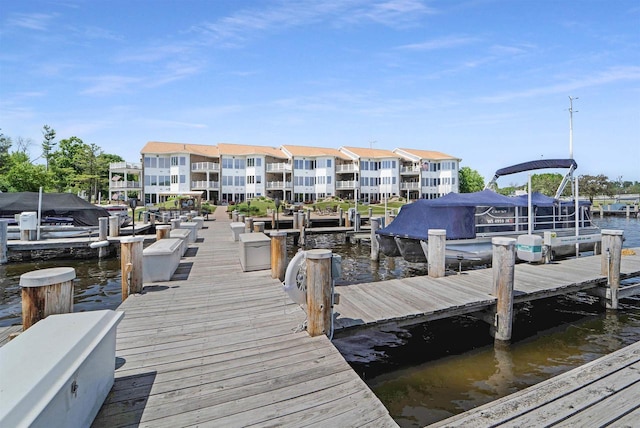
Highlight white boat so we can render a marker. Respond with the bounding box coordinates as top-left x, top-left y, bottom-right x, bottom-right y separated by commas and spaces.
101, 204, 132, 227
376, 159, 600, 265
